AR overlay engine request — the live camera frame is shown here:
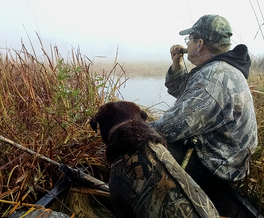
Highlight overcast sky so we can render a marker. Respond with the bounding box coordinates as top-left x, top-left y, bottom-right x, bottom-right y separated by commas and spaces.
1, 0, 264, 63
